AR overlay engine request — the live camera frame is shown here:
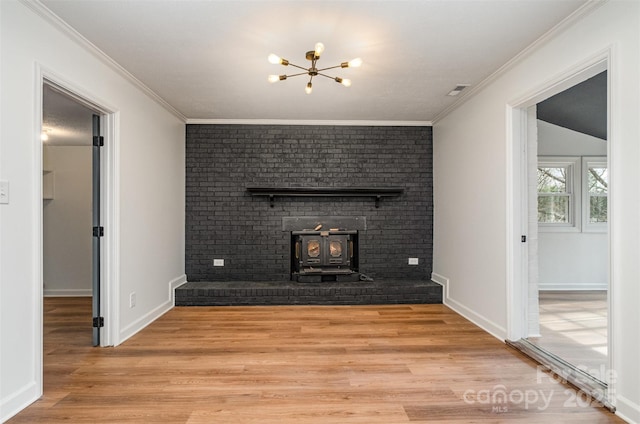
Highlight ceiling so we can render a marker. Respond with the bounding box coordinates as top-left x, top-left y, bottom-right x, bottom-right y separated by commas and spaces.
537, 71, 607, 140
42, 84, 96, 146
39, 0, 588, 123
